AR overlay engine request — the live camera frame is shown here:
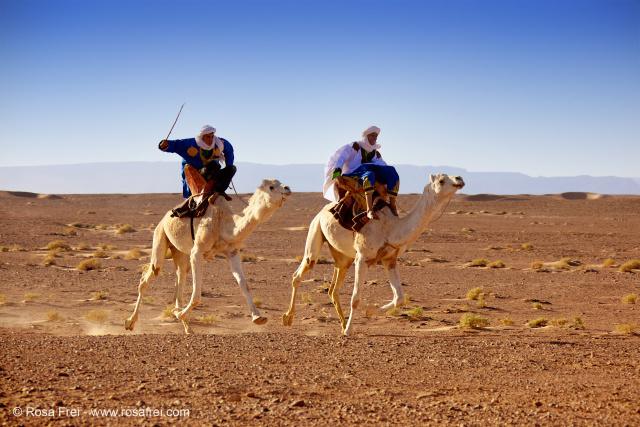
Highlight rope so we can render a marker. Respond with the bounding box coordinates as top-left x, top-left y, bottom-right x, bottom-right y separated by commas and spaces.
230, 179, 249, 206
